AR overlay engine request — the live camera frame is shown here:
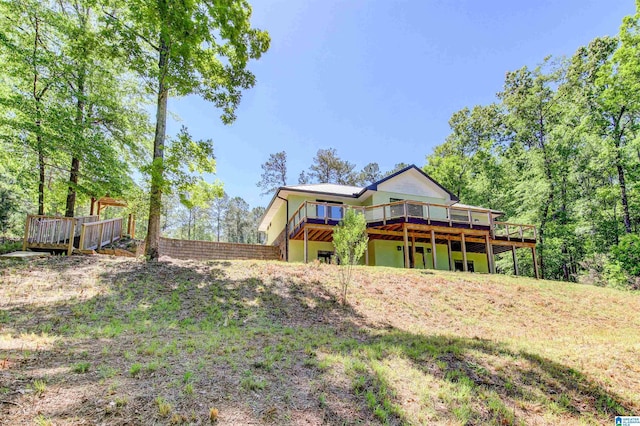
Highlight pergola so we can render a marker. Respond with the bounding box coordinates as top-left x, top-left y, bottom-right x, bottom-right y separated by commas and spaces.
90, 196, 136, 239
